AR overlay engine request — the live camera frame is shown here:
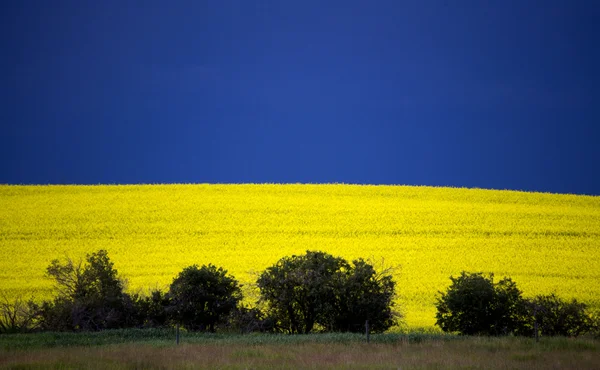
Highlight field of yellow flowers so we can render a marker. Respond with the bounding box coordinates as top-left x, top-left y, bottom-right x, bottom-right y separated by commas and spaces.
1, 184, 599, 329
